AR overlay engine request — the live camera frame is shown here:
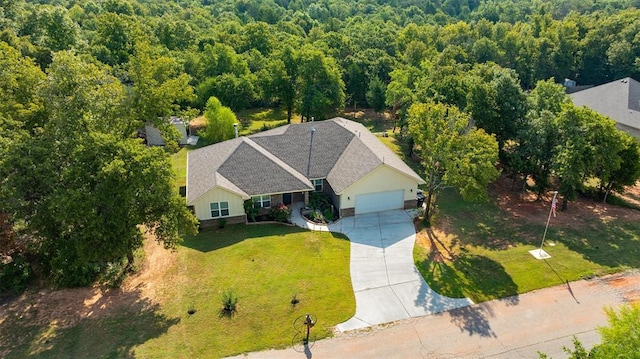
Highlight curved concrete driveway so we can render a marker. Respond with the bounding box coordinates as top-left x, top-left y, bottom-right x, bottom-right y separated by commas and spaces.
292, 205, 473, 331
